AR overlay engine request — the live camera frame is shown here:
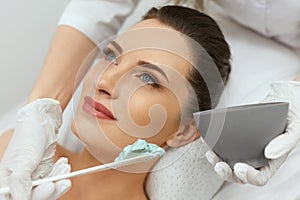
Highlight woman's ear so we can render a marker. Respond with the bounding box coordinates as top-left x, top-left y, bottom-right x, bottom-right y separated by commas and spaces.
166, 120, 200, 148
